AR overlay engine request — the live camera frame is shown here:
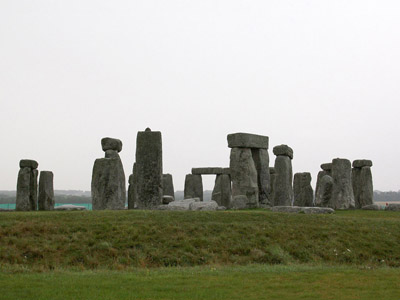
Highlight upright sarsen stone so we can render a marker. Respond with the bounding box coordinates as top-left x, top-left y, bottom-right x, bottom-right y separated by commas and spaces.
293, 172, 314, 207
184, 174, 203, 201
352, 160, 374, 208
330, 158, 355, 210
269, 167, 276, 203
272, 145, 293, 206
135, 129, 163, 209
162, 174, 175, 200
251, 149, 270, 205
16, 160, 38, 211
38, 171, 55, 211
315, 163, 332, 207
316, 175, 334, 207
212, 174, 232, 208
